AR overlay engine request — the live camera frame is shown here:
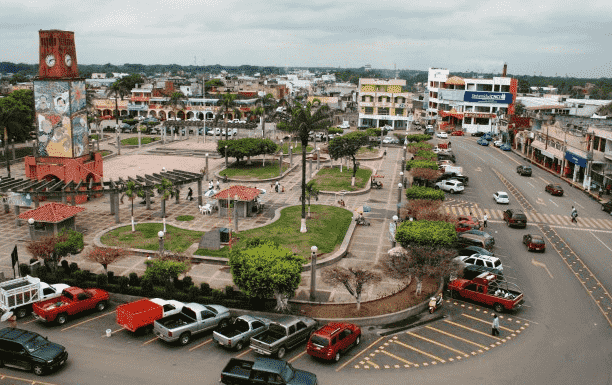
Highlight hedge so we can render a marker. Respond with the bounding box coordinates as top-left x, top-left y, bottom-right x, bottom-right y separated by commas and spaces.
405, 186, 445, 200
406, 142, 434, 153
395, 220, 457, 247
414, 150, 437, 160
406, 134, 432, 143
406, 159, 439, 171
